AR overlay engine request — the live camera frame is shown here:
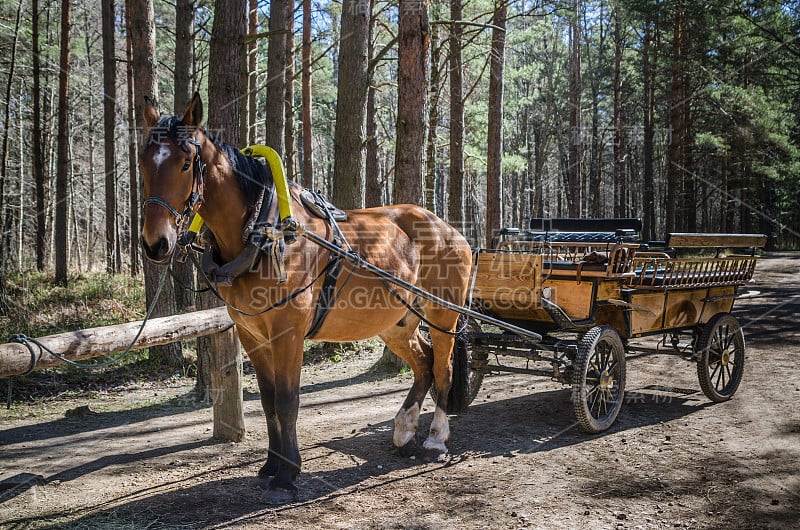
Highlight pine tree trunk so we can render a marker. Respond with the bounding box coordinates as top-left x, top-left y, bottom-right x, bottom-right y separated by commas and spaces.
365, 85, 381, 207
613, 0, 625, 219
667, 0, 683, 234
642, 16, 656, 241
448, 0, 464, 228
84, 11, 97, 269
332, 0, 371, 209
54, 0, 71, 285
174, 0, 194, 112
301, 0, 313, 188
33, 0, 47, 272
383, 0, 428, 369
567, 0, 582, 218
393, 0, 429, 206
365, 31, 381, 208
130, 0, 184, 367
125, 5, 139, 276
265, 0, 288, 155
486, 0, 506, 244
425, 21, 441, 214
200, 0, 247, 437
172, 0, 197, 312
284, 12, 296, 181
102, 0, 118, 274
0, 0, 23, 279
247, 0, 258, 144
16, 89, 25, 271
